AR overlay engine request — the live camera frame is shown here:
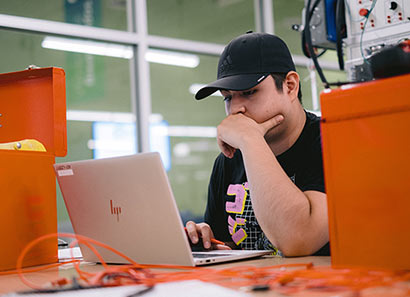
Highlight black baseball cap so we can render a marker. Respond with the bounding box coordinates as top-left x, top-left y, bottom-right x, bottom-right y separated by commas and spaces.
195, 32, 296, 100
